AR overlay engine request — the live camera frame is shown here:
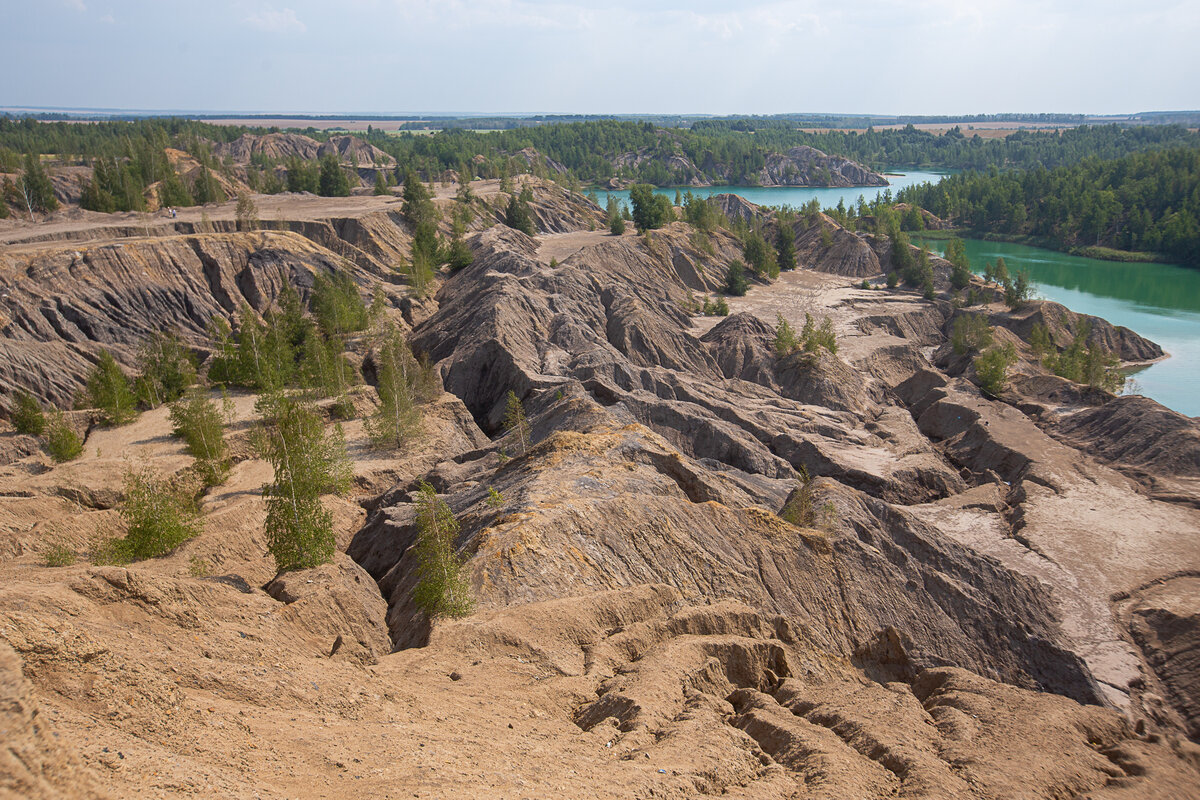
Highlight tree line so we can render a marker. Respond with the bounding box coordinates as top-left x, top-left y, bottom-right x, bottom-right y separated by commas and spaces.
897, 146, 1200, 266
